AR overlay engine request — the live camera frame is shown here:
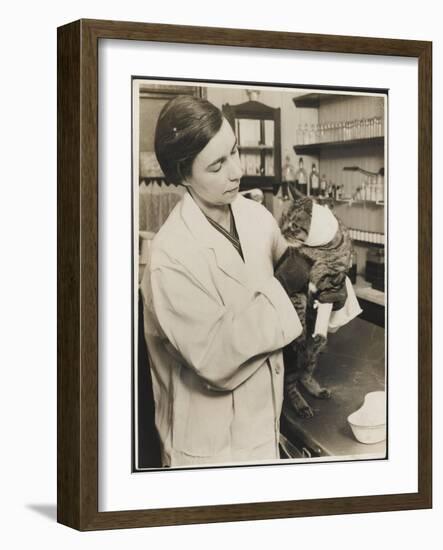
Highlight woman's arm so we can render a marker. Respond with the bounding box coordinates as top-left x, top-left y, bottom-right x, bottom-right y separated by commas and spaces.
270, 215, 289, 266
148, 257, 302, 391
